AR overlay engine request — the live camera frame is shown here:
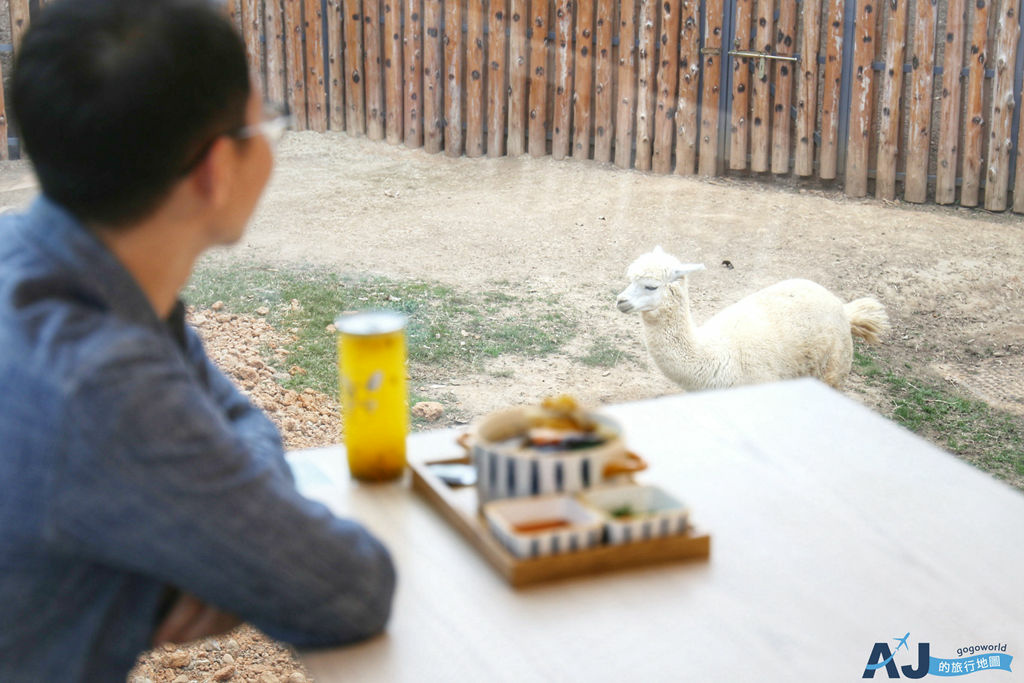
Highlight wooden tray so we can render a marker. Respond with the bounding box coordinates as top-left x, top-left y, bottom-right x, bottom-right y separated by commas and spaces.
410, 455, 711, 587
